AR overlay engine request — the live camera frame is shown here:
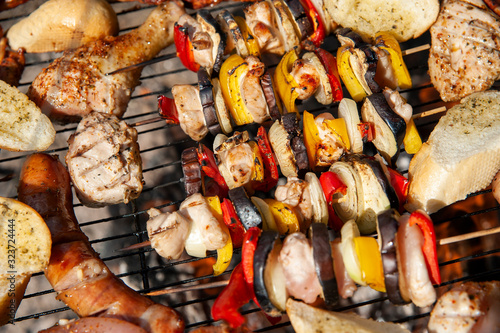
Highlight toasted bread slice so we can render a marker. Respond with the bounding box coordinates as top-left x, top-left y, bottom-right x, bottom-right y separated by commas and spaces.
286, 298, 410, 333
0, 273, 31, 325
406, 91, 500, 213
0, 80, 55, 151
0, 197, 52, 275
0, 197, 51, 325
323, 0, 439, 42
